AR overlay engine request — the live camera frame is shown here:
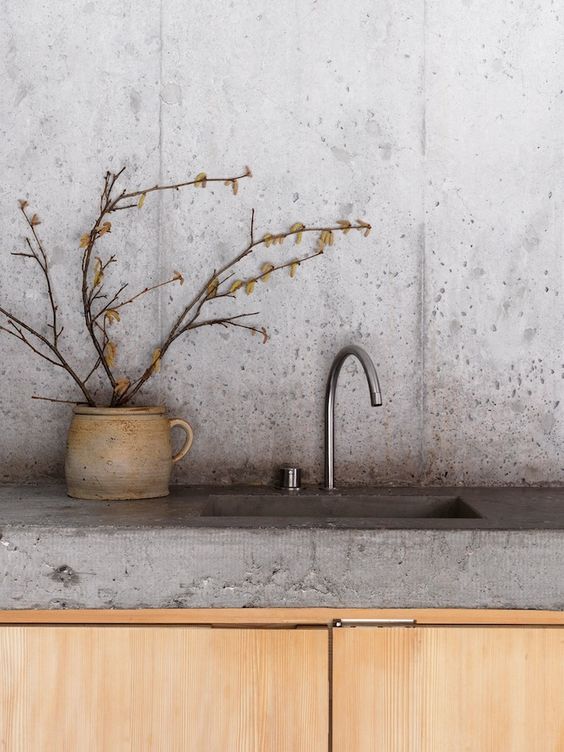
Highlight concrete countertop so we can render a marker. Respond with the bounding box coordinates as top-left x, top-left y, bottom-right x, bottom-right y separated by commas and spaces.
0, 485, 563, 611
